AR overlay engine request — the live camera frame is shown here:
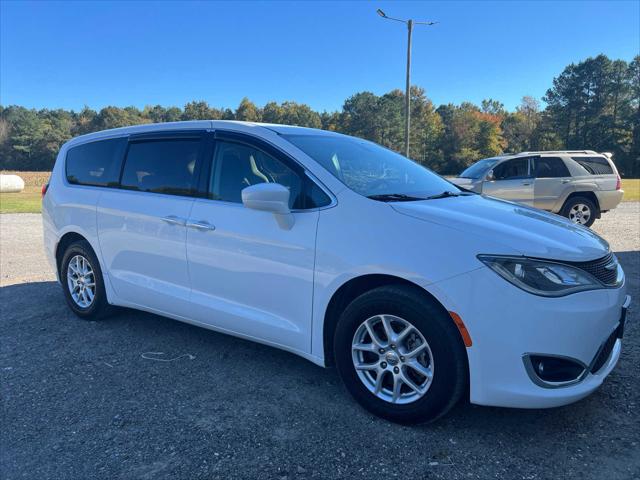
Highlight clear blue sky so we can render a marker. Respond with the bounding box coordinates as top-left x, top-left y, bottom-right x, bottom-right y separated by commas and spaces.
1, 1, 638, 113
